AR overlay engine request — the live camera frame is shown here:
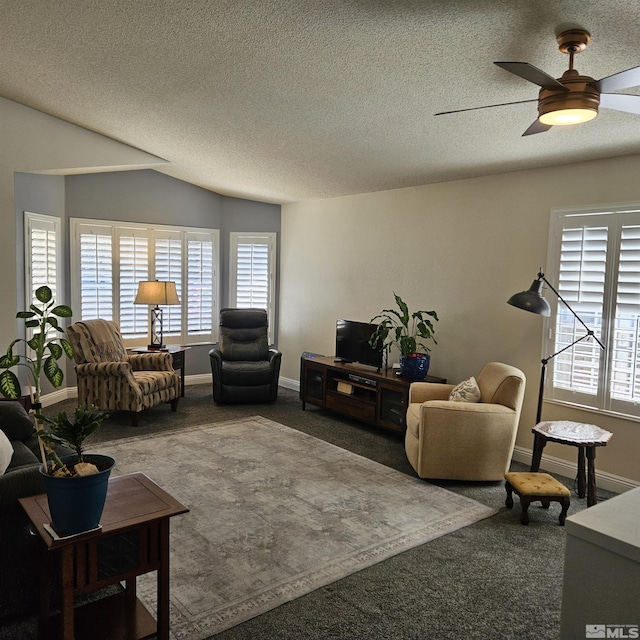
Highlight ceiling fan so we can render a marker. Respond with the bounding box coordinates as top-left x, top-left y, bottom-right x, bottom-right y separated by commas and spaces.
435, 29, 640, 136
